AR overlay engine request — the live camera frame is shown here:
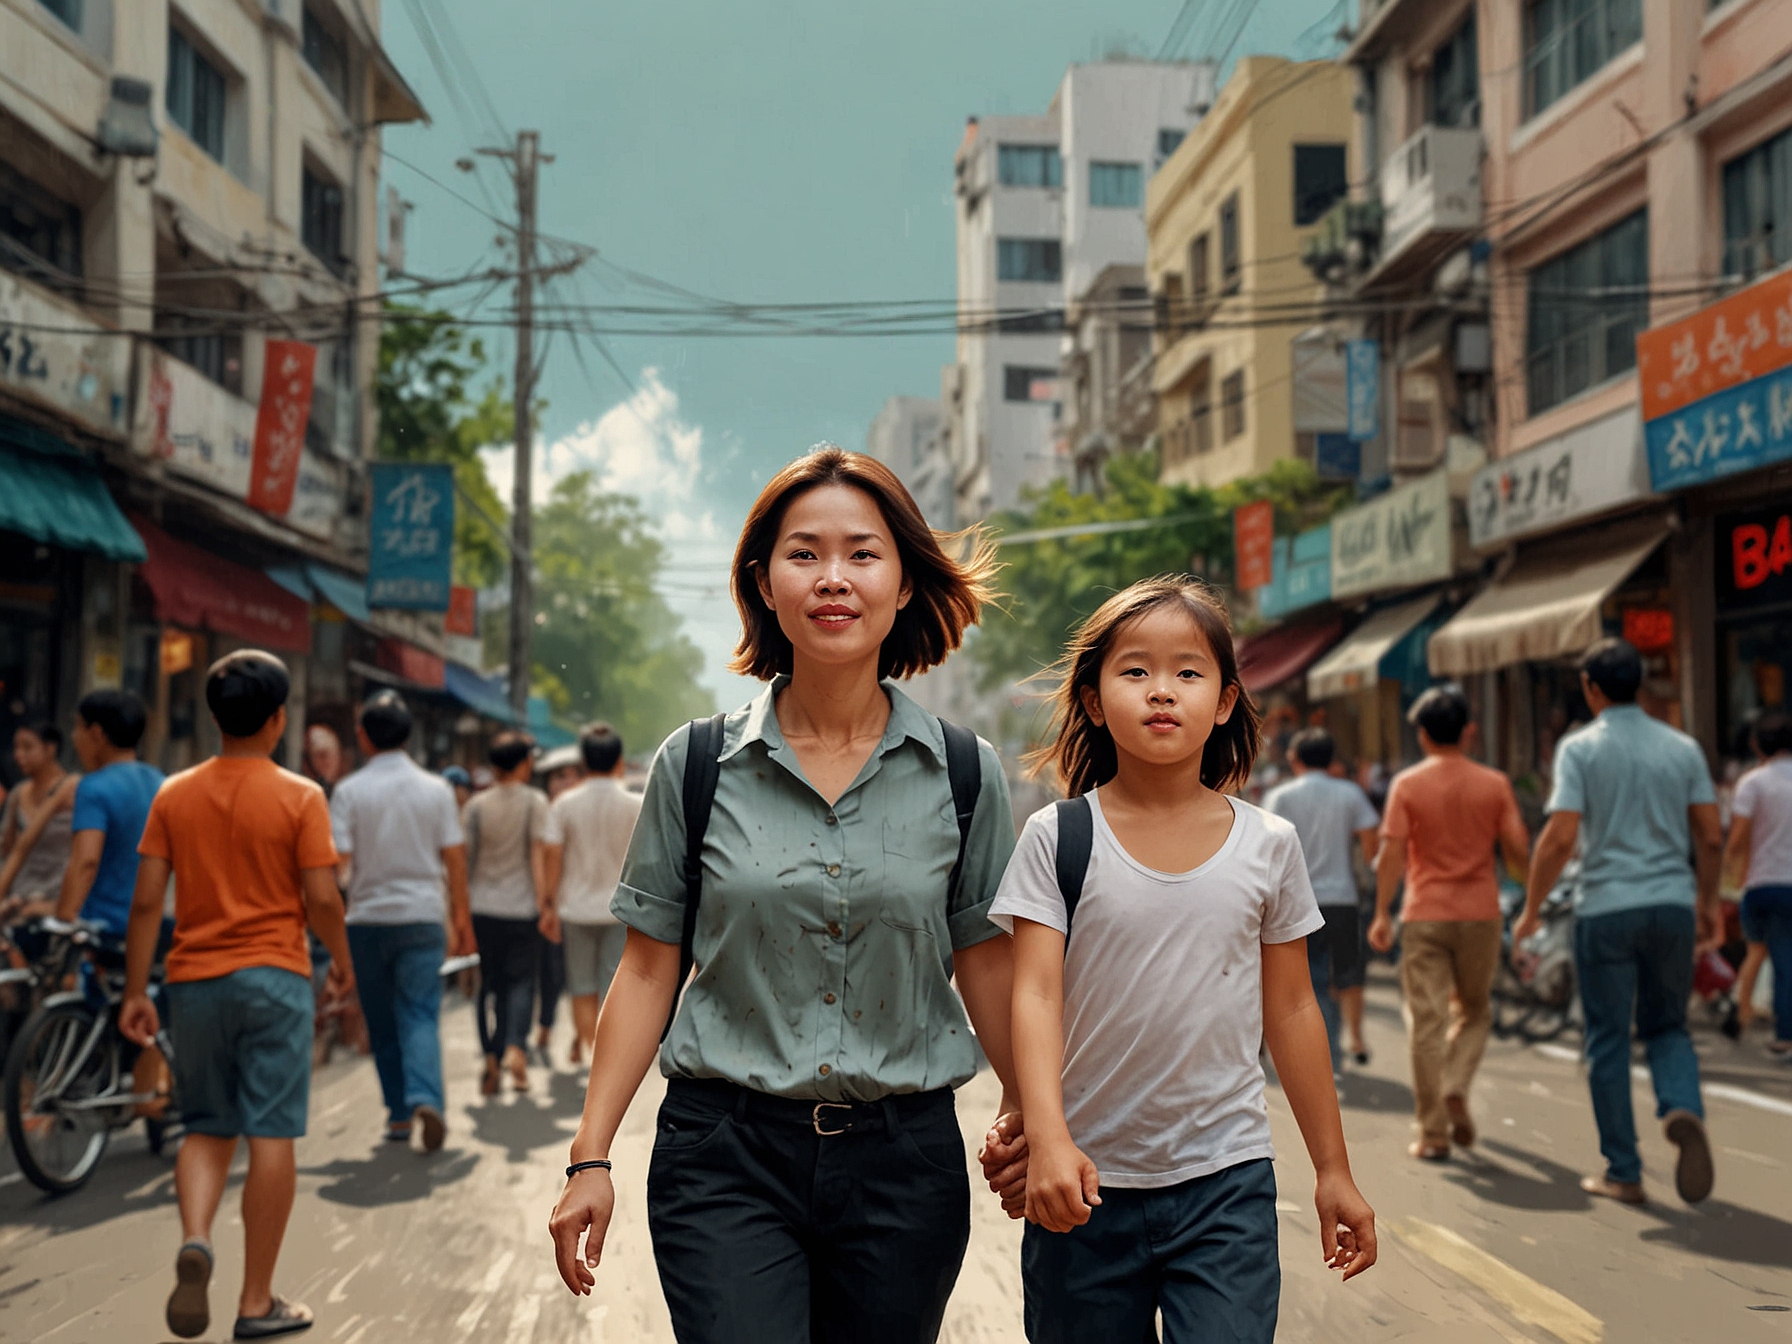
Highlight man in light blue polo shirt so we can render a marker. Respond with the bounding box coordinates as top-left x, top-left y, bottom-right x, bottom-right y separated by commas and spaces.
1517, 638, 1723, 1207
